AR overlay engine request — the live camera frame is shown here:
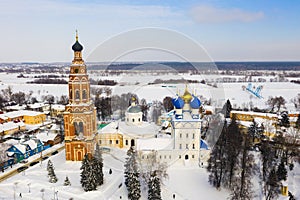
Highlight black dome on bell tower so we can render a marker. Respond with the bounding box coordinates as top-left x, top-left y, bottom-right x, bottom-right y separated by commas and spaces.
72, 30, 83, 52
